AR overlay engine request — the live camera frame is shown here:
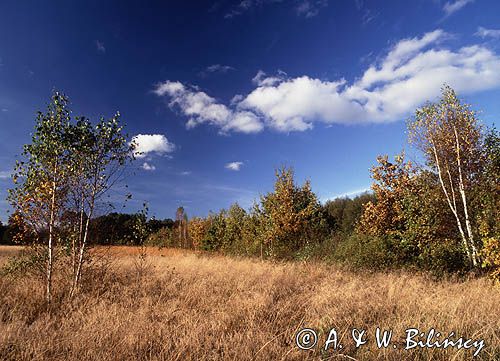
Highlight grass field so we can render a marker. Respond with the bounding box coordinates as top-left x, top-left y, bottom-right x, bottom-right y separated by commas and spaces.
0, 245, 499, 360
0, 246, 24, 267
